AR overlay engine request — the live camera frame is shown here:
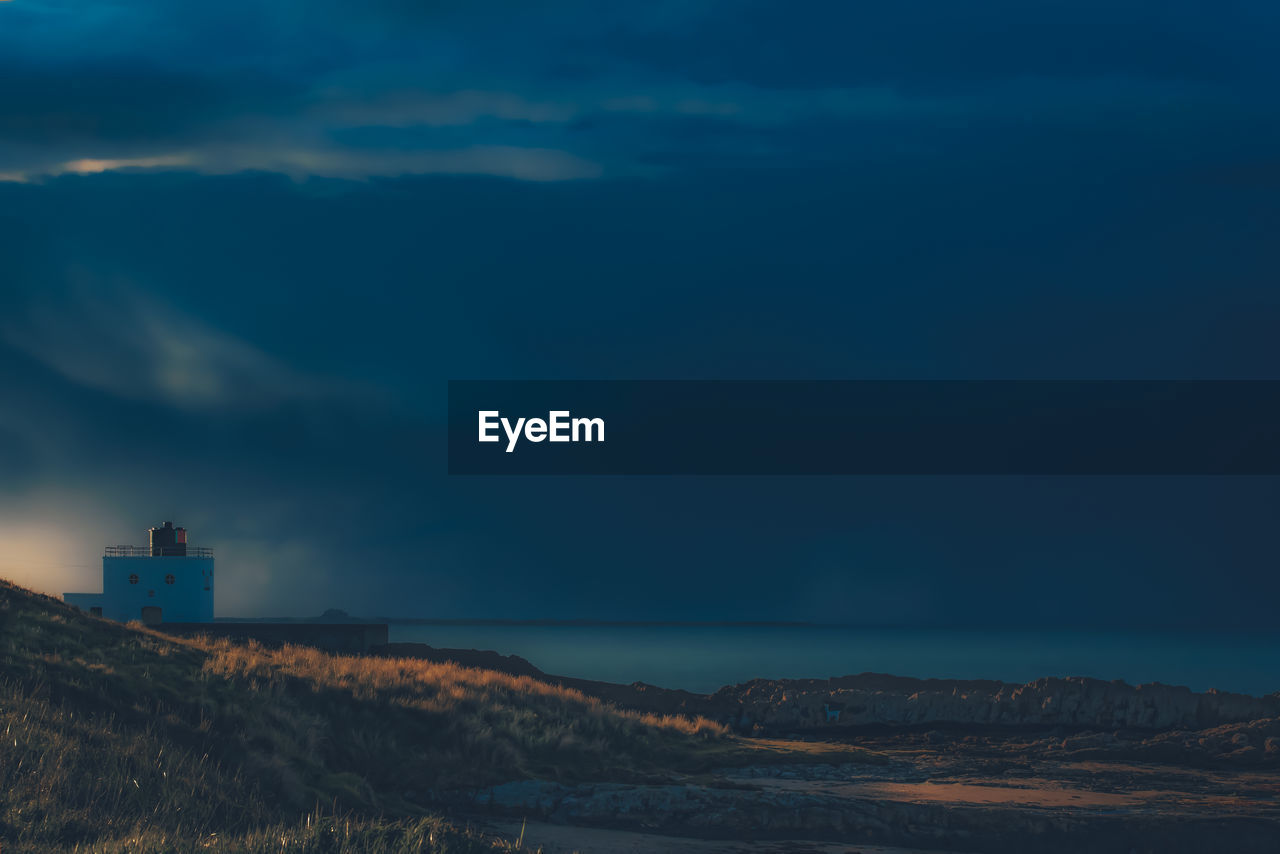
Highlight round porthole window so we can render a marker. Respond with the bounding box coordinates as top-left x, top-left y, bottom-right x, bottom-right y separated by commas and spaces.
165, 574, 176, 585
128, 574, 139, 584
